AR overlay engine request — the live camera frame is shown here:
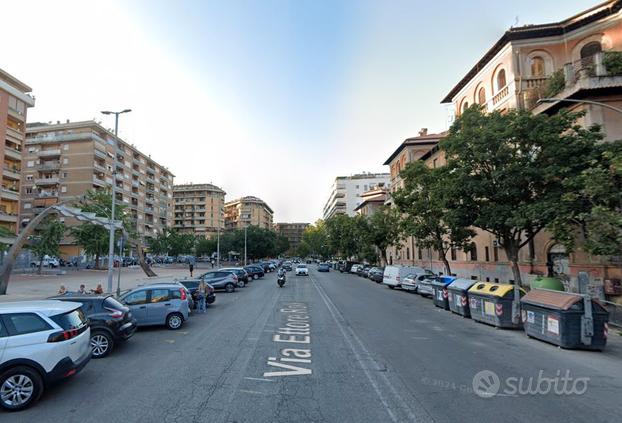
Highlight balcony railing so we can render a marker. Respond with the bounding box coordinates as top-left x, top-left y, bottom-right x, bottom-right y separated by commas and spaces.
35, 177, 60, 186
492, 85, 509, 105
4, 148, 22, 160
38, 162, 61, 170
38, 149, 61, 158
